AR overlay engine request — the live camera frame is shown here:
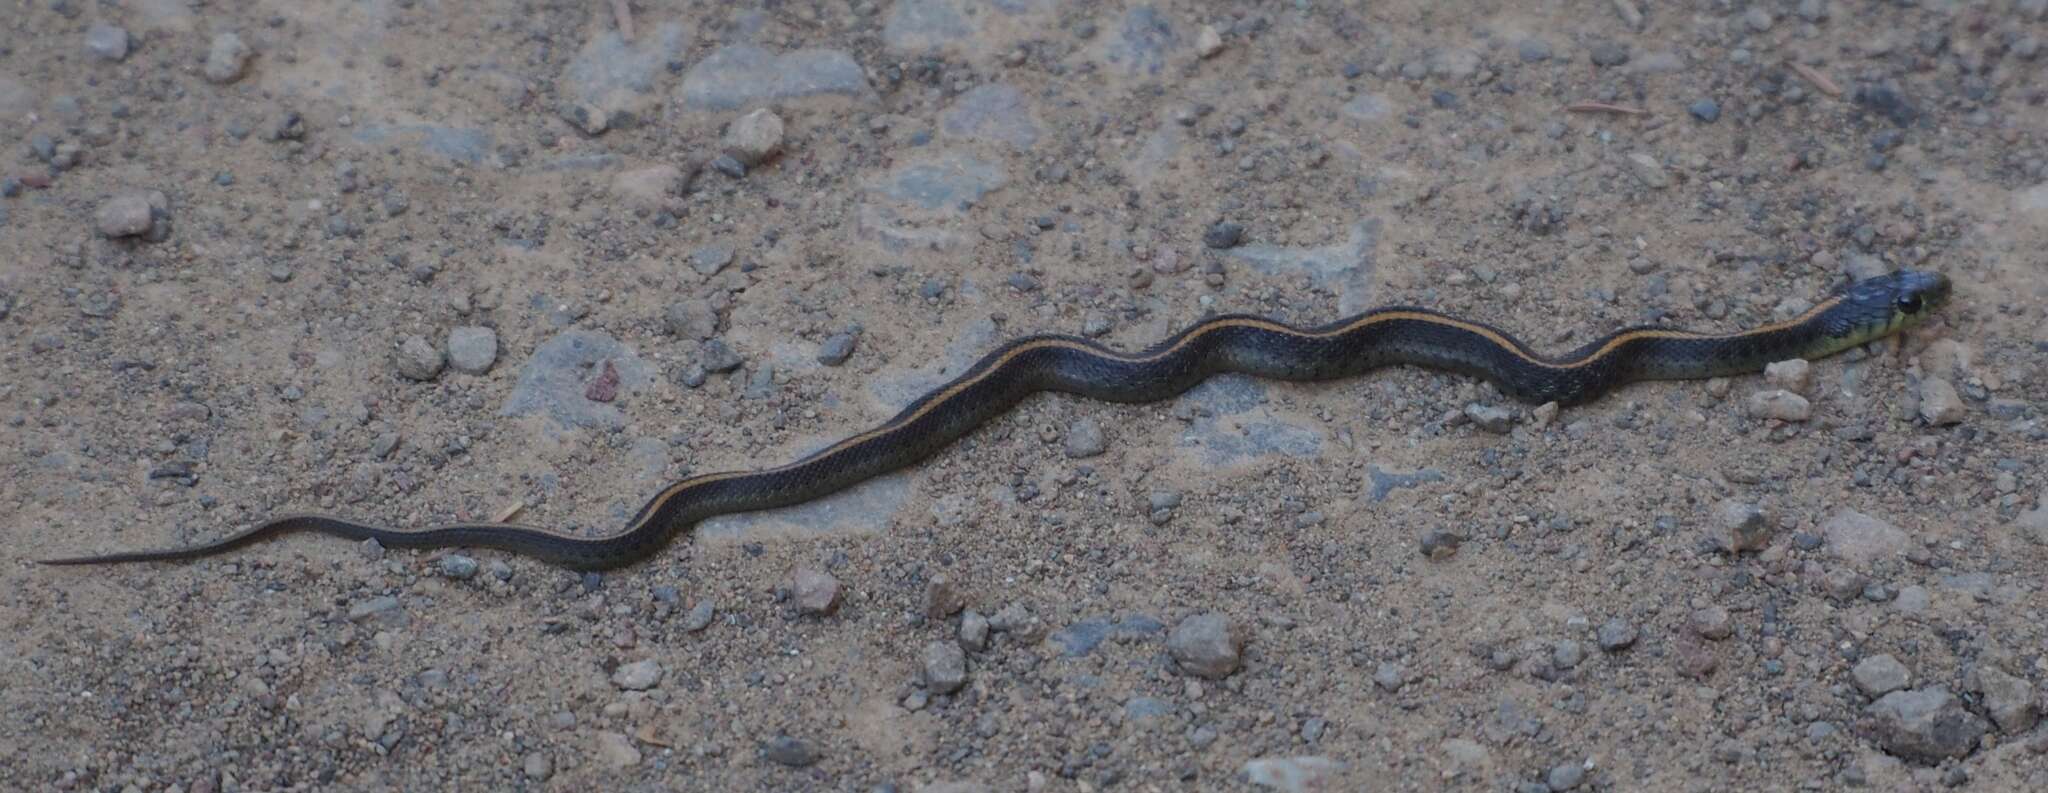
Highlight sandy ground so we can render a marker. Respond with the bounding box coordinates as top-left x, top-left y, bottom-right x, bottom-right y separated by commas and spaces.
4, 1, 2048, 791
